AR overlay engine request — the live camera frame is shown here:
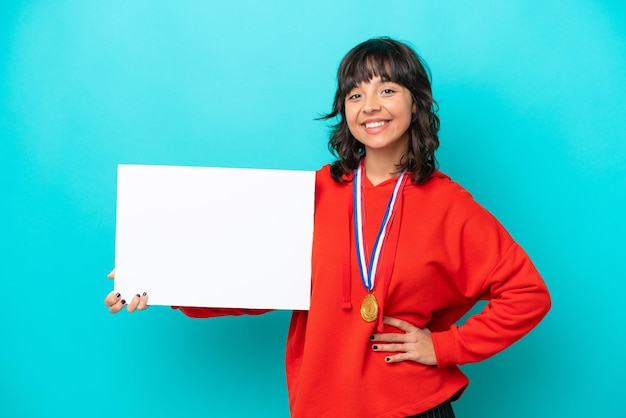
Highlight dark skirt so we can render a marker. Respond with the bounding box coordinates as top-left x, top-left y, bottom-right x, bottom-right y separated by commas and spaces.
406, 400, 455, 418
